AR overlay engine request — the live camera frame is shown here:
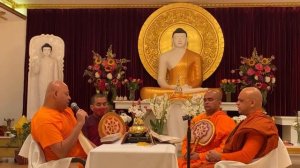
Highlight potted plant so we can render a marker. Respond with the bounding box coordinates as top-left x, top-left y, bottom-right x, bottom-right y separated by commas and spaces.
11, 122, 31, 165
